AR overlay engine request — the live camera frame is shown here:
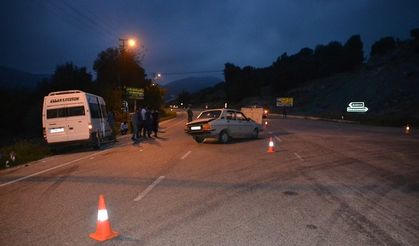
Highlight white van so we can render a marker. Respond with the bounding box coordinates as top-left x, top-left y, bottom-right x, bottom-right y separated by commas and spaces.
42, 90, 113, 148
